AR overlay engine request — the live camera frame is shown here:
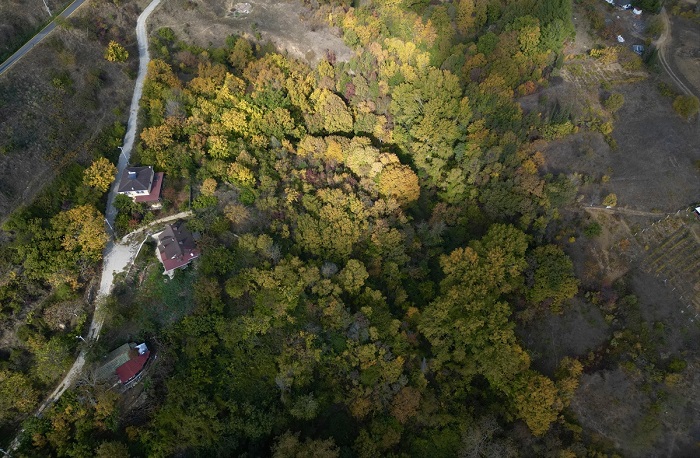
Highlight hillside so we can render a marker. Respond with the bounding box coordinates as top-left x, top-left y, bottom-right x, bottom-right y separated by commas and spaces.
1, 0, 699, 456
